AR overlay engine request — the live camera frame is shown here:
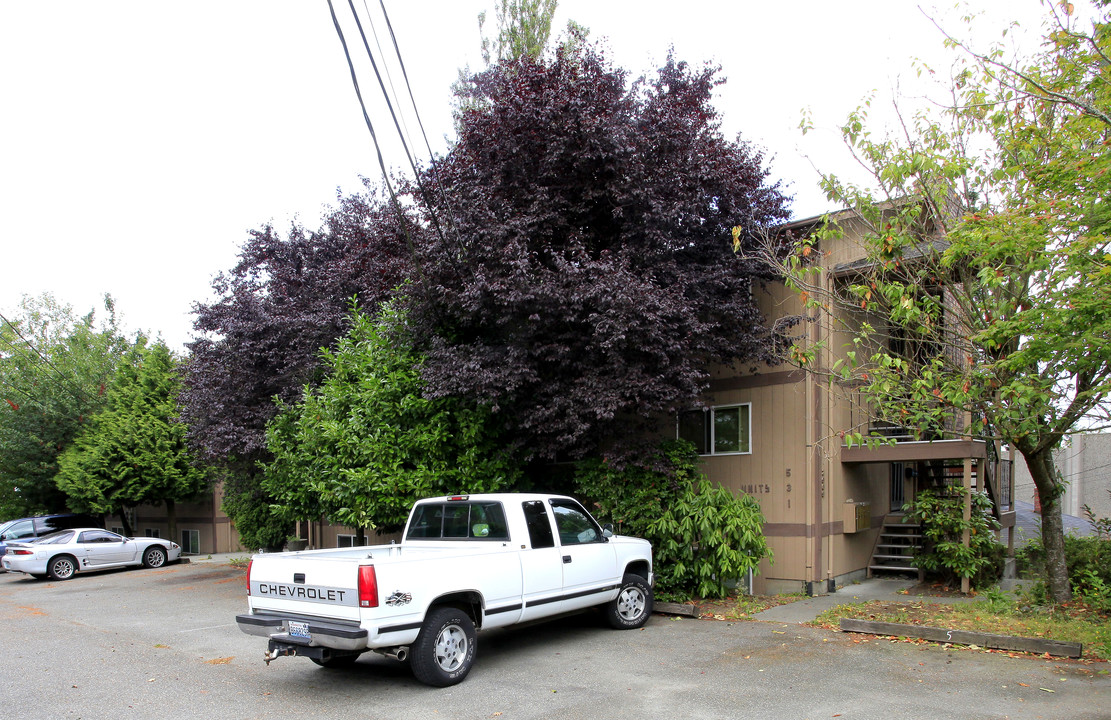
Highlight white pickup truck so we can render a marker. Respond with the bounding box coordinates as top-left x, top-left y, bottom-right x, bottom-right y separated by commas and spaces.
235, 493, 653, 686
